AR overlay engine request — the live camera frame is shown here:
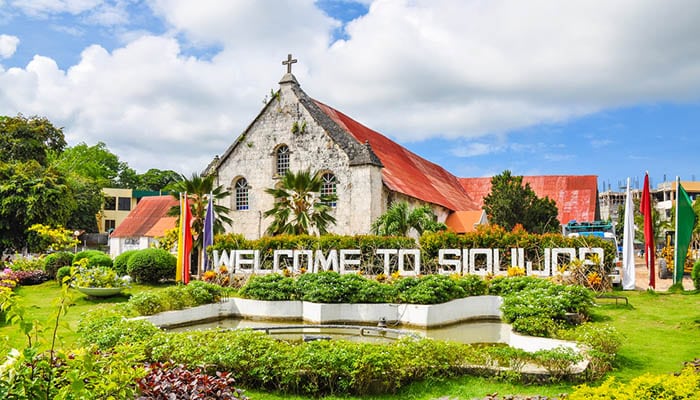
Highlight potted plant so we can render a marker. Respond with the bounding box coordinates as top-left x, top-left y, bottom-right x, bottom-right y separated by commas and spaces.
72, 265, 130, 297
